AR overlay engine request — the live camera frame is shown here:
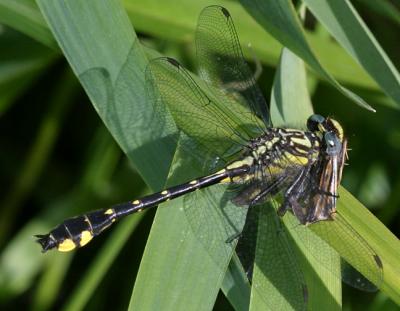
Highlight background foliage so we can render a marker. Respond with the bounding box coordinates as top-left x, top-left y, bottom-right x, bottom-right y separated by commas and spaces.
0, 0, 399, 310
